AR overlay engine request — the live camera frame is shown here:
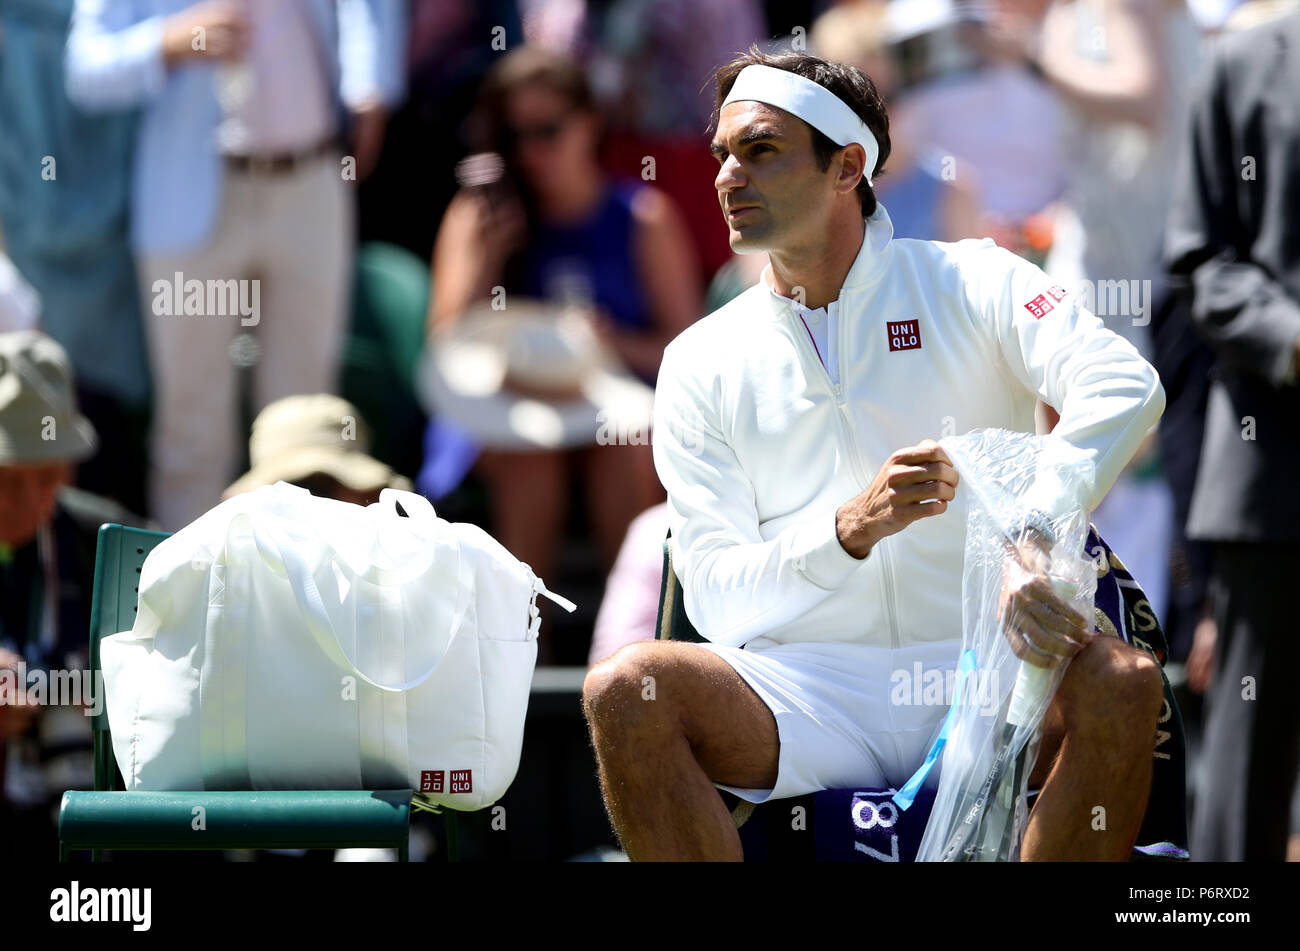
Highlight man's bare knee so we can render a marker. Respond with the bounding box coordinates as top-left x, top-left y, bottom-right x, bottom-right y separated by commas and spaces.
583, 641, 676, 736
1058, 636, 1164, 738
